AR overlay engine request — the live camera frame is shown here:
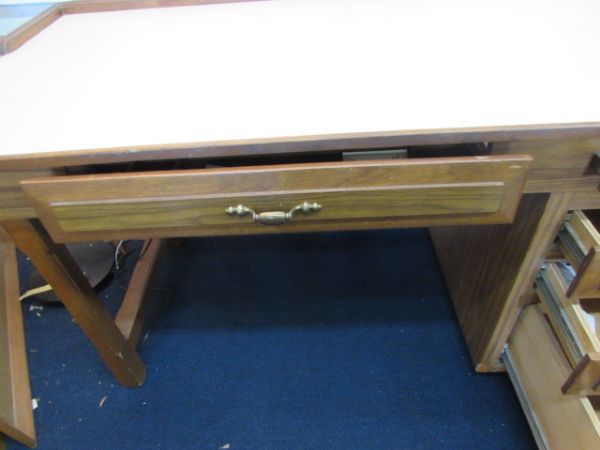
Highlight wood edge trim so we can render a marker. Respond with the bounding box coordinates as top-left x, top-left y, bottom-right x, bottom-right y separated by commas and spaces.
0, 5, 62, 56
0, 424, 36, 449
3, 122, 587, 170
28, 209, 518, 244
561, 352, 600, 395
60, 0, 265, 15
29, 183, 508, 210
567, 247, 598, 297
0, 0, 263, 57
